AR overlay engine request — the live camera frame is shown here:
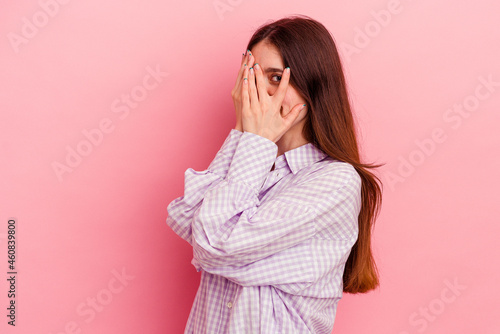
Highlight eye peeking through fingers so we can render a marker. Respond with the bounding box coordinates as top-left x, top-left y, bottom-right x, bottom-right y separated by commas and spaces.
270, 74, 282, 84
